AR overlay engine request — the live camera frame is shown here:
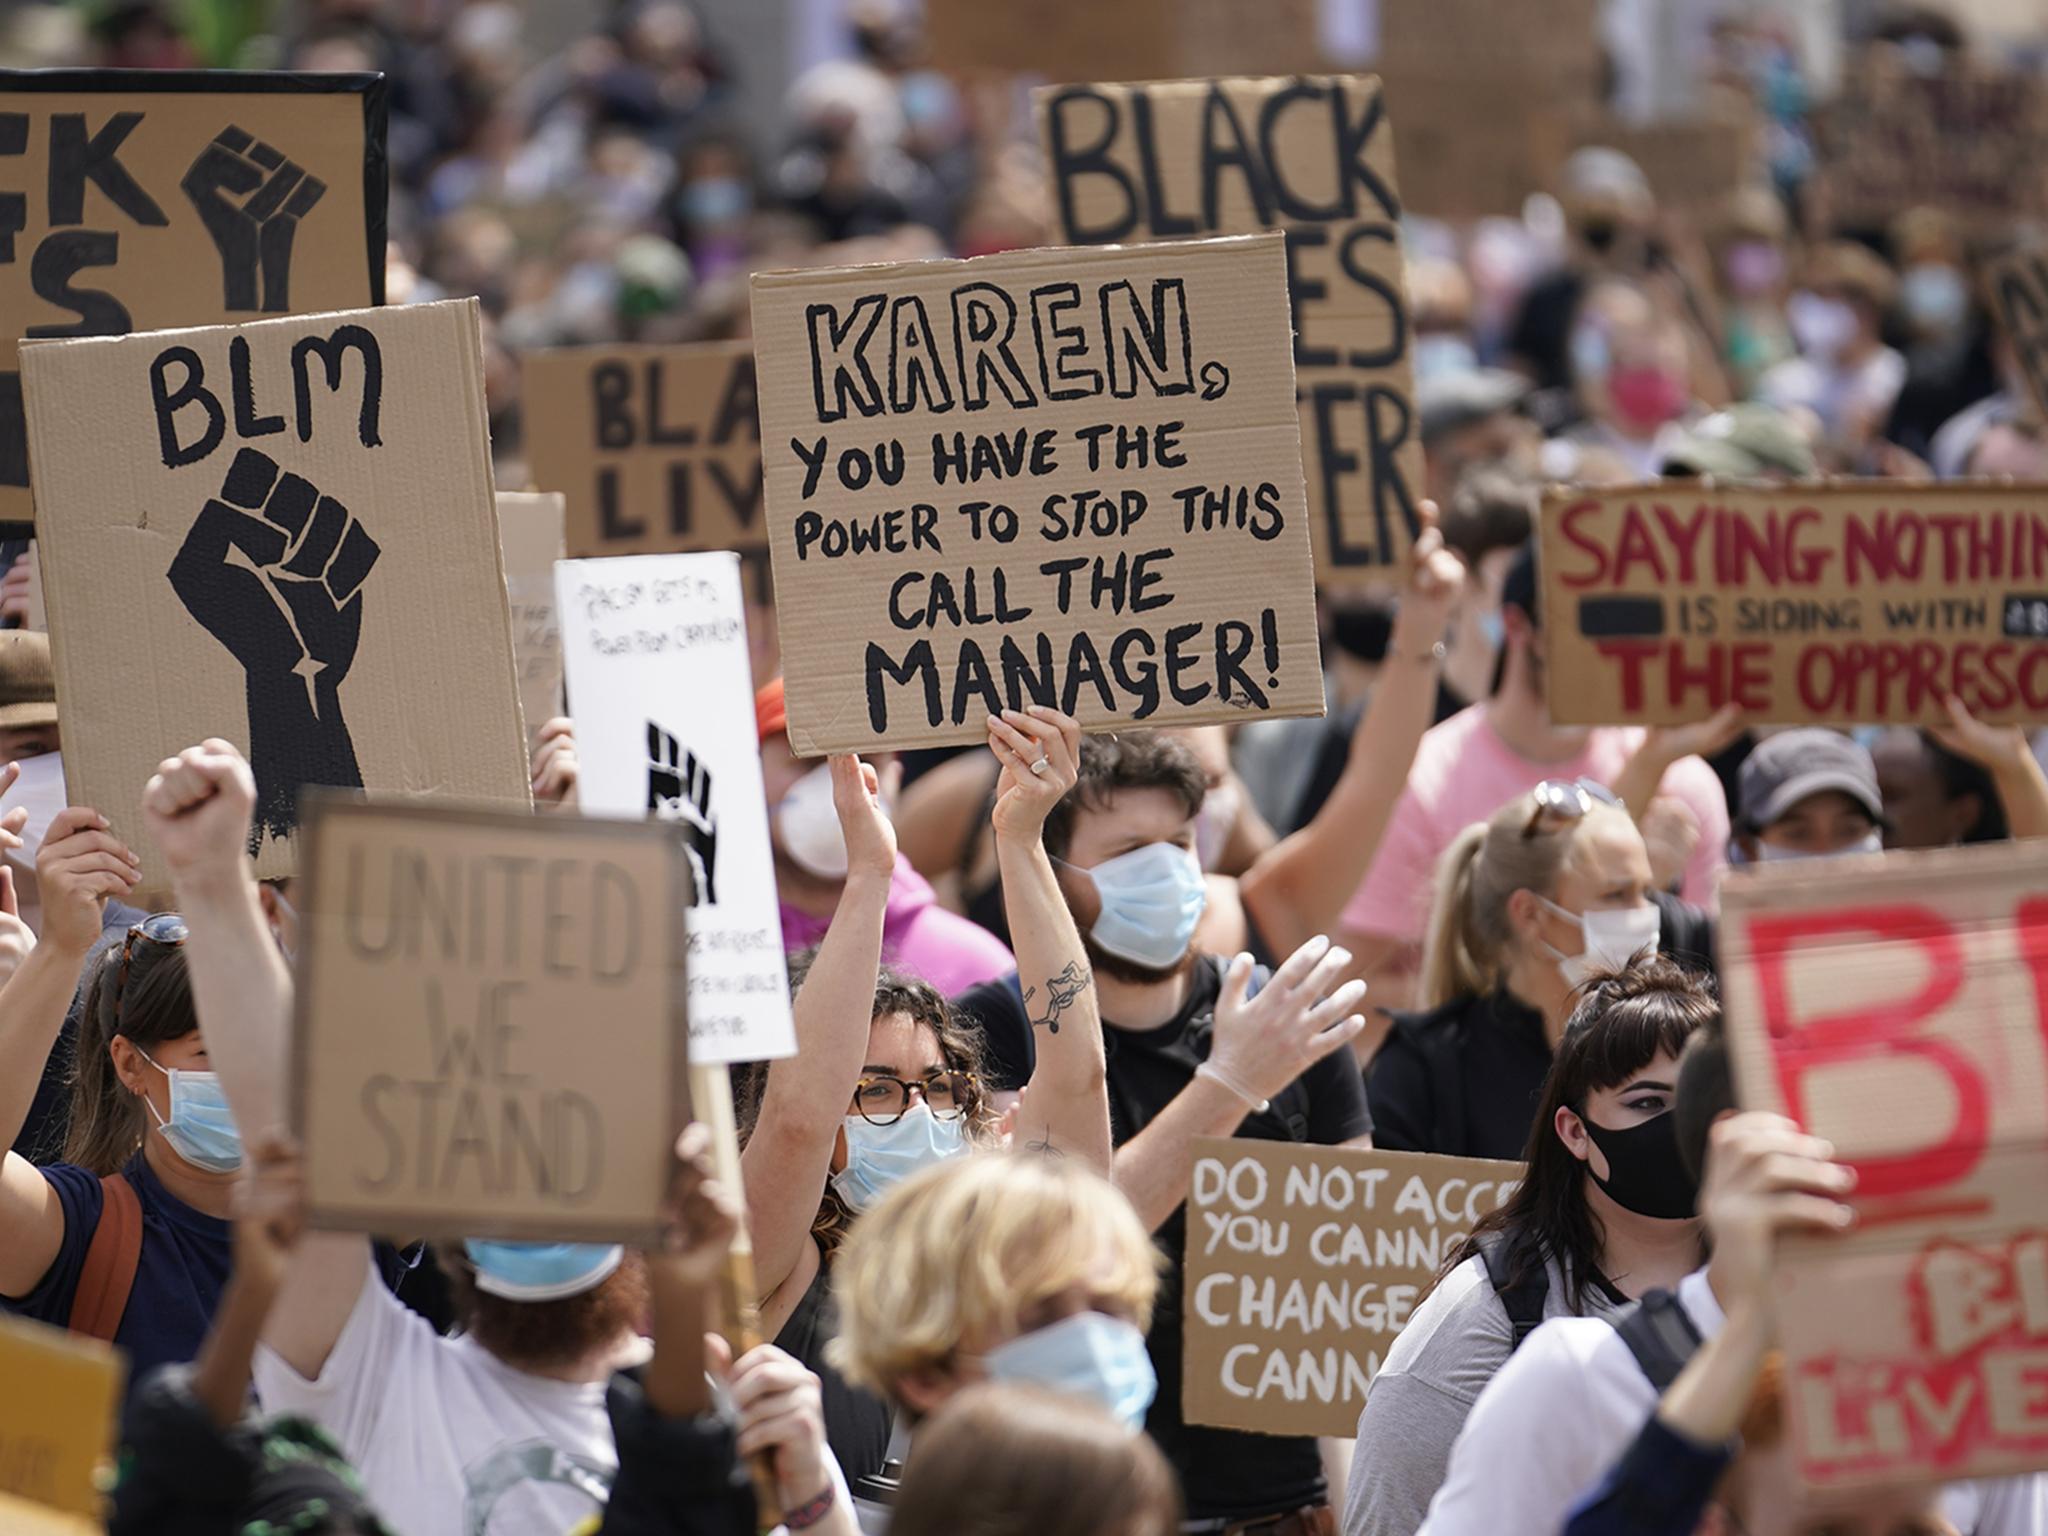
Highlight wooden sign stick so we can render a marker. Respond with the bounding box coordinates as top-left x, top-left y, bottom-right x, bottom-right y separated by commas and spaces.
689, 1061, 782, 1529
